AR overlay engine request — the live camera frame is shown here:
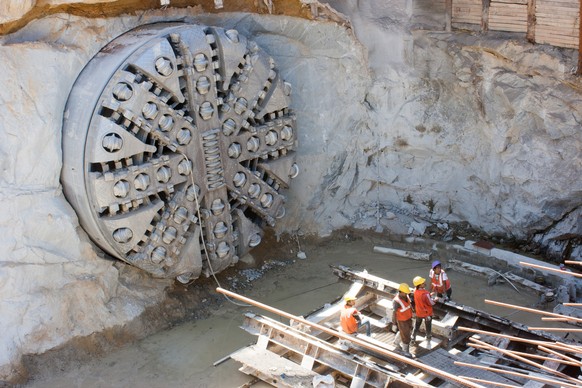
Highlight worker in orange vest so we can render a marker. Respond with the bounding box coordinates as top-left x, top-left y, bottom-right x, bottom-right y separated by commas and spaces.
391, 283, 413, 357
340, 295, 371, 336
429, 260, 452, 301
411, 276, 437, 345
